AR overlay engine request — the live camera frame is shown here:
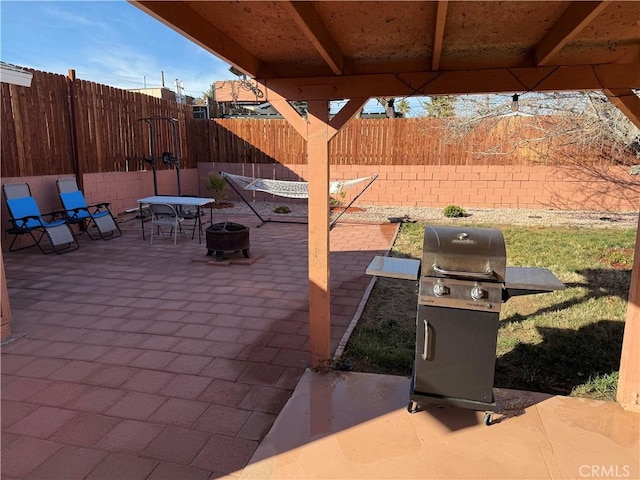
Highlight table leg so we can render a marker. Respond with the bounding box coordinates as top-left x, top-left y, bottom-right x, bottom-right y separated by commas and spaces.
140, 204, 145, 240
197, 206, 202, 244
